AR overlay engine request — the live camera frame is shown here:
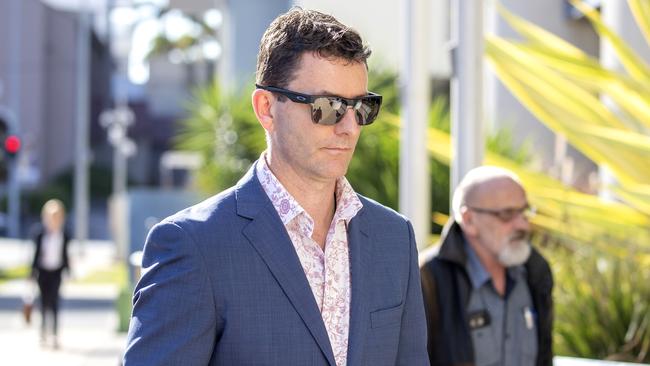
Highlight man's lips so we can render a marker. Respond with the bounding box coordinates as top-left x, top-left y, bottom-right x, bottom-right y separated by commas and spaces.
323, 146, 351, 151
